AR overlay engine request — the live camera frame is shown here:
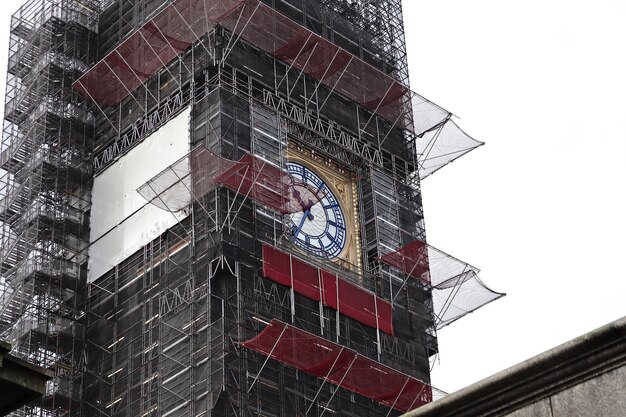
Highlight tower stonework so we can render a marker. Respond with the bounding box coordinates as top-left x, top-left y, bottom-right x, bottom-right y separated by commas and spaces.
0, 1, 503, 416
